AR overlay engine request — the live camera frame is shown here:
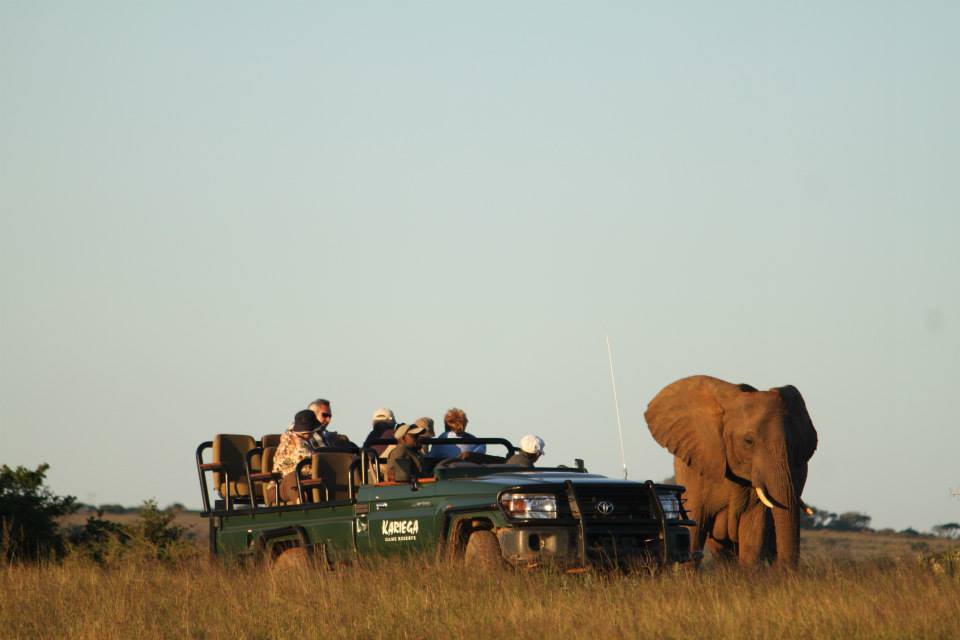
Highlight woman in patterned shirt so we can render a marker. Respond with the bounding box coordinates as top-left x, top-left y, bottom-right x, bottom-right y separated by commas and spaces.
273, 410, 320, 503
